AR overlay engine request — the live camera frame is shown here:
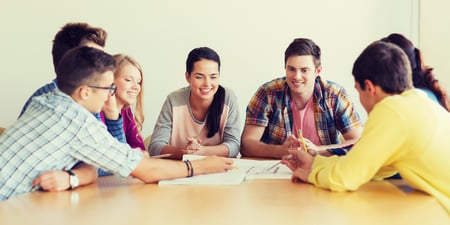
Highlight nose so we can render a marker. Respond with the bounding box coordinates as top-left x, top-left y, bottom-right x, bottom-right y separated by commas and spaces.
203, 77, 211, 86
295, 69, 303, 78
132, 82, 140, 91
